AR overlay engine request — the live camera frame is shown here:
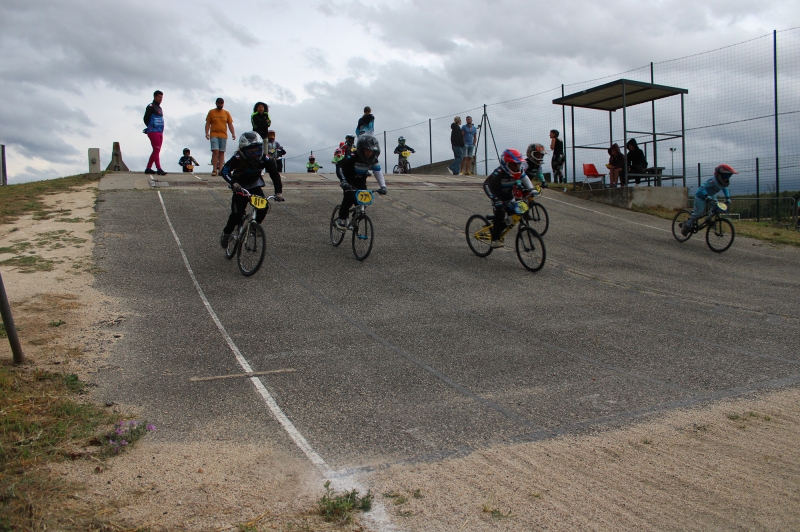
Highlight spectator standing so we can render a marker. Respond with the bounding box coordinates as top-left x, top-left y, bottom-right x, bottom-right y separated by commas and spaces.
549, 130, 565, 184
205, 98, 236, 176
448, 116, 465, 175
460, 116, 477, 175
251, 102, 271, 151
356, 106, 375, 136
143, 90, 166, 176
606, 143, 624, 187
